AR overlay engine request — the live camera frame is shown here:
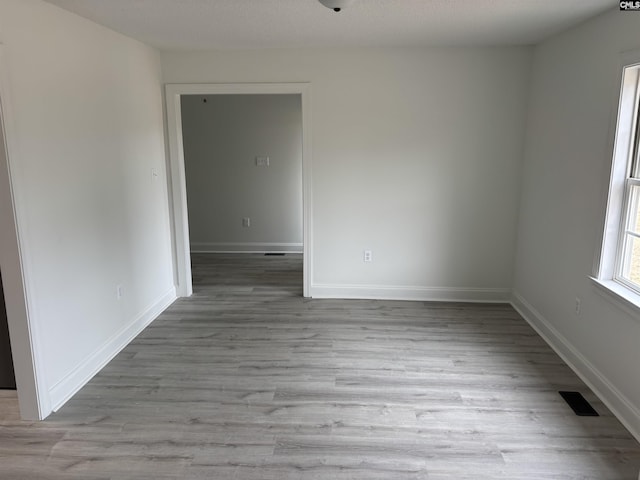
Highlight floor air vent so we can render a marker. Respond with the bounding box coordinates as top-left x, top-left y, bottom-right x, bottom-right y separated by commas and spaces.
264, 253, 285, 256
559, 391, 599, 416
